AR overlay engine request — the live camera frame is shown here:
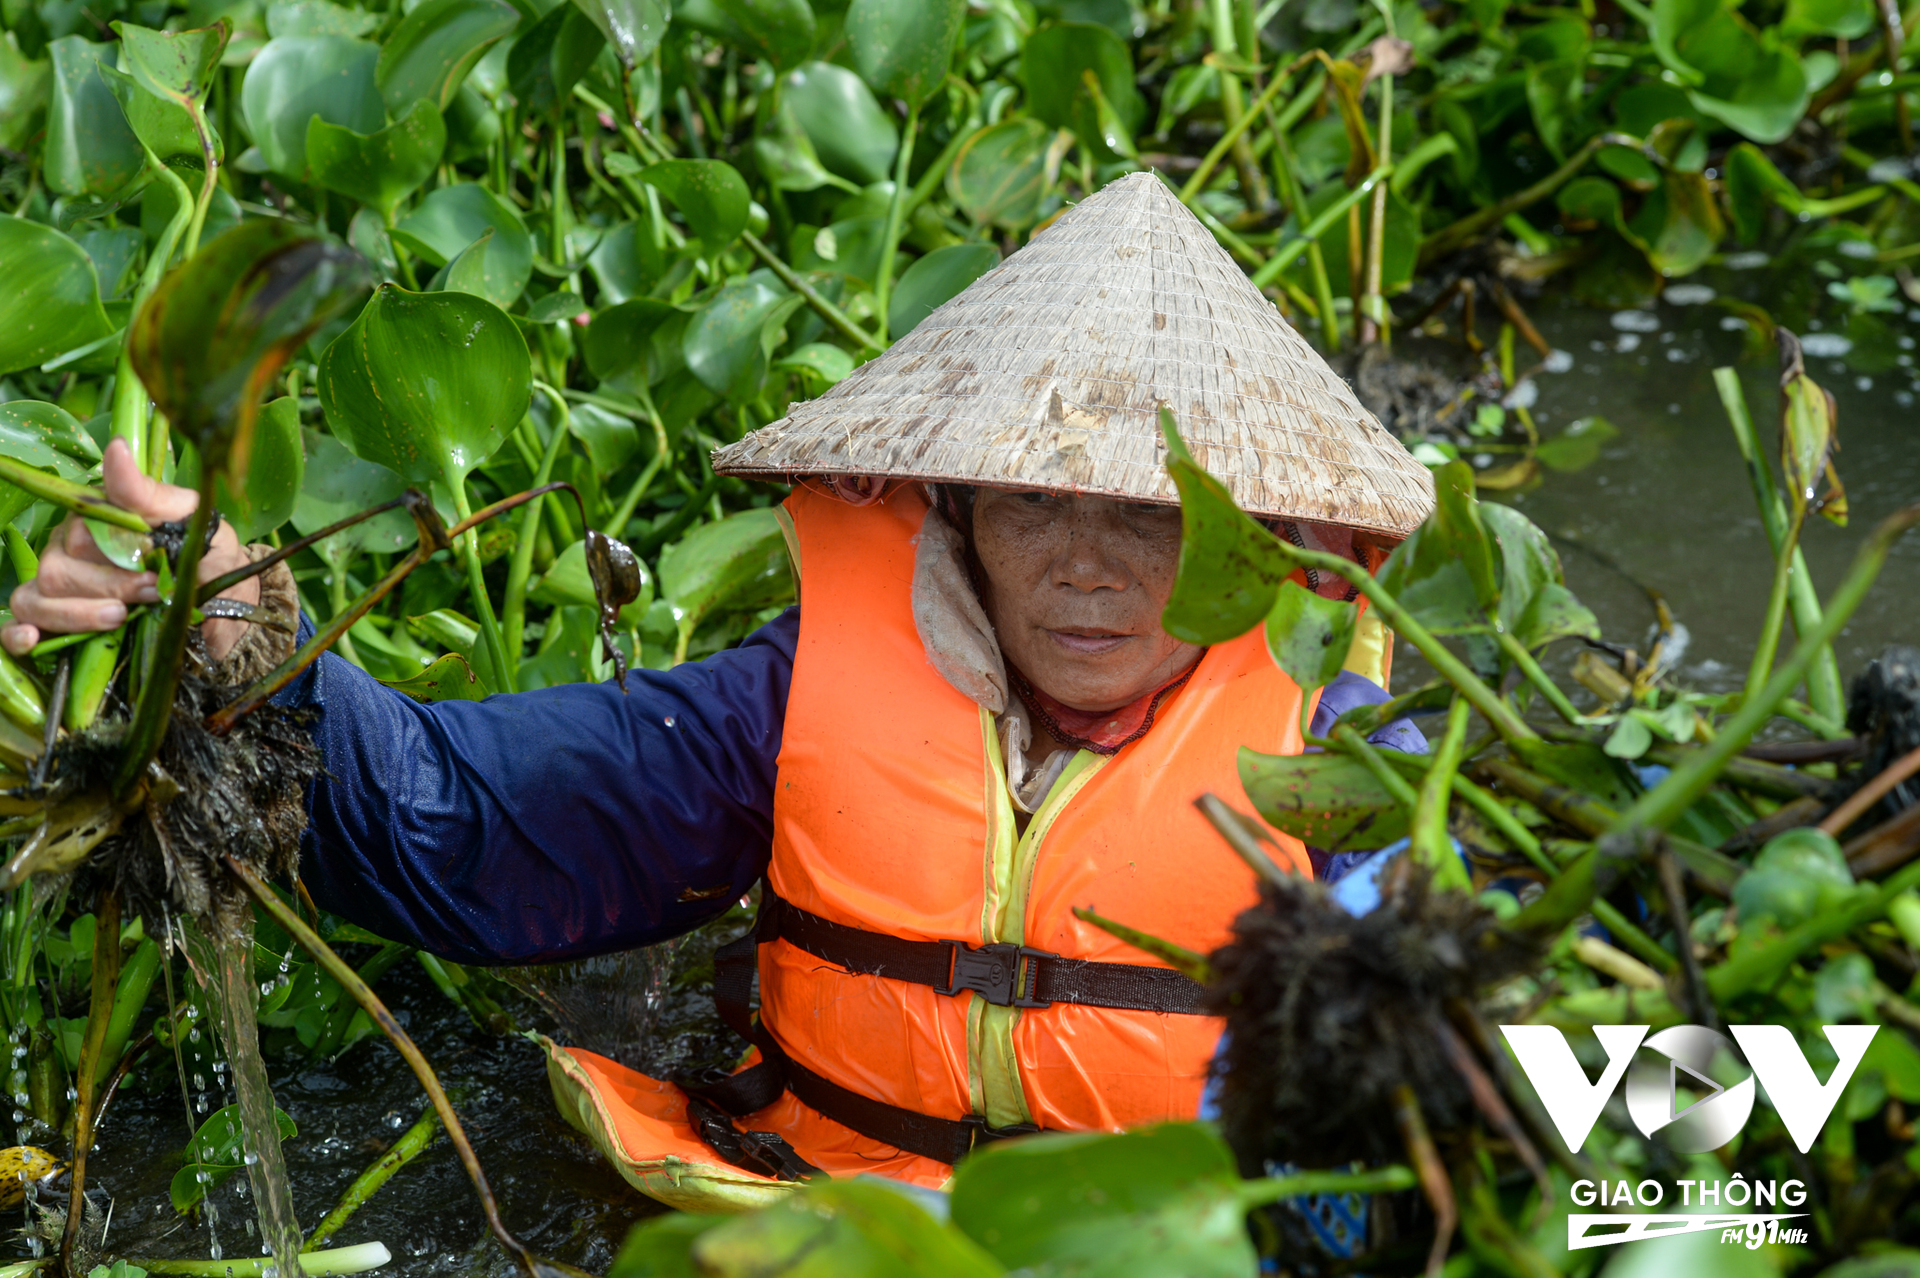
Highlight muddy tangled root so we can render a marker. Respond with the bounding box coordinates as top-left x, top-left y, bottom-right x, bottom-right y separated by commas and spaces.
58, 666, 318, 936
1206, 863, 1543, 1177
